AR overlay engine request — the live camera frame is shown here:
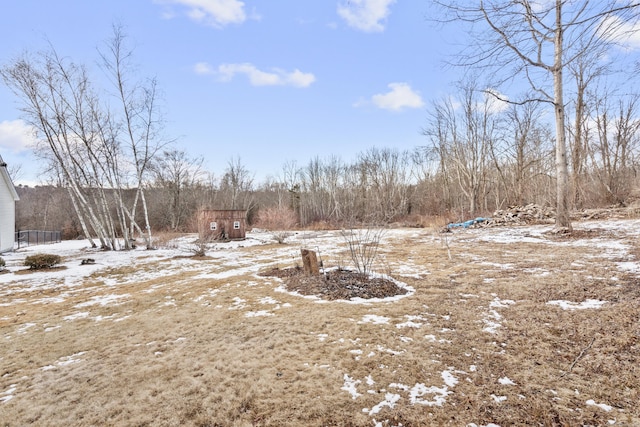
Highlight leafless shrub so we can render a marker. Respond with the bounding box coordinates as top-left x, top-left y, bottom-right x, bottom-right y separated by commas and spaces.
24, 253, 62, 270
340, 226, 386, 277
188, 238, 212, 257
255, 206, 297, 244
272, 231, 292, 244
430, 223, 453, 260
